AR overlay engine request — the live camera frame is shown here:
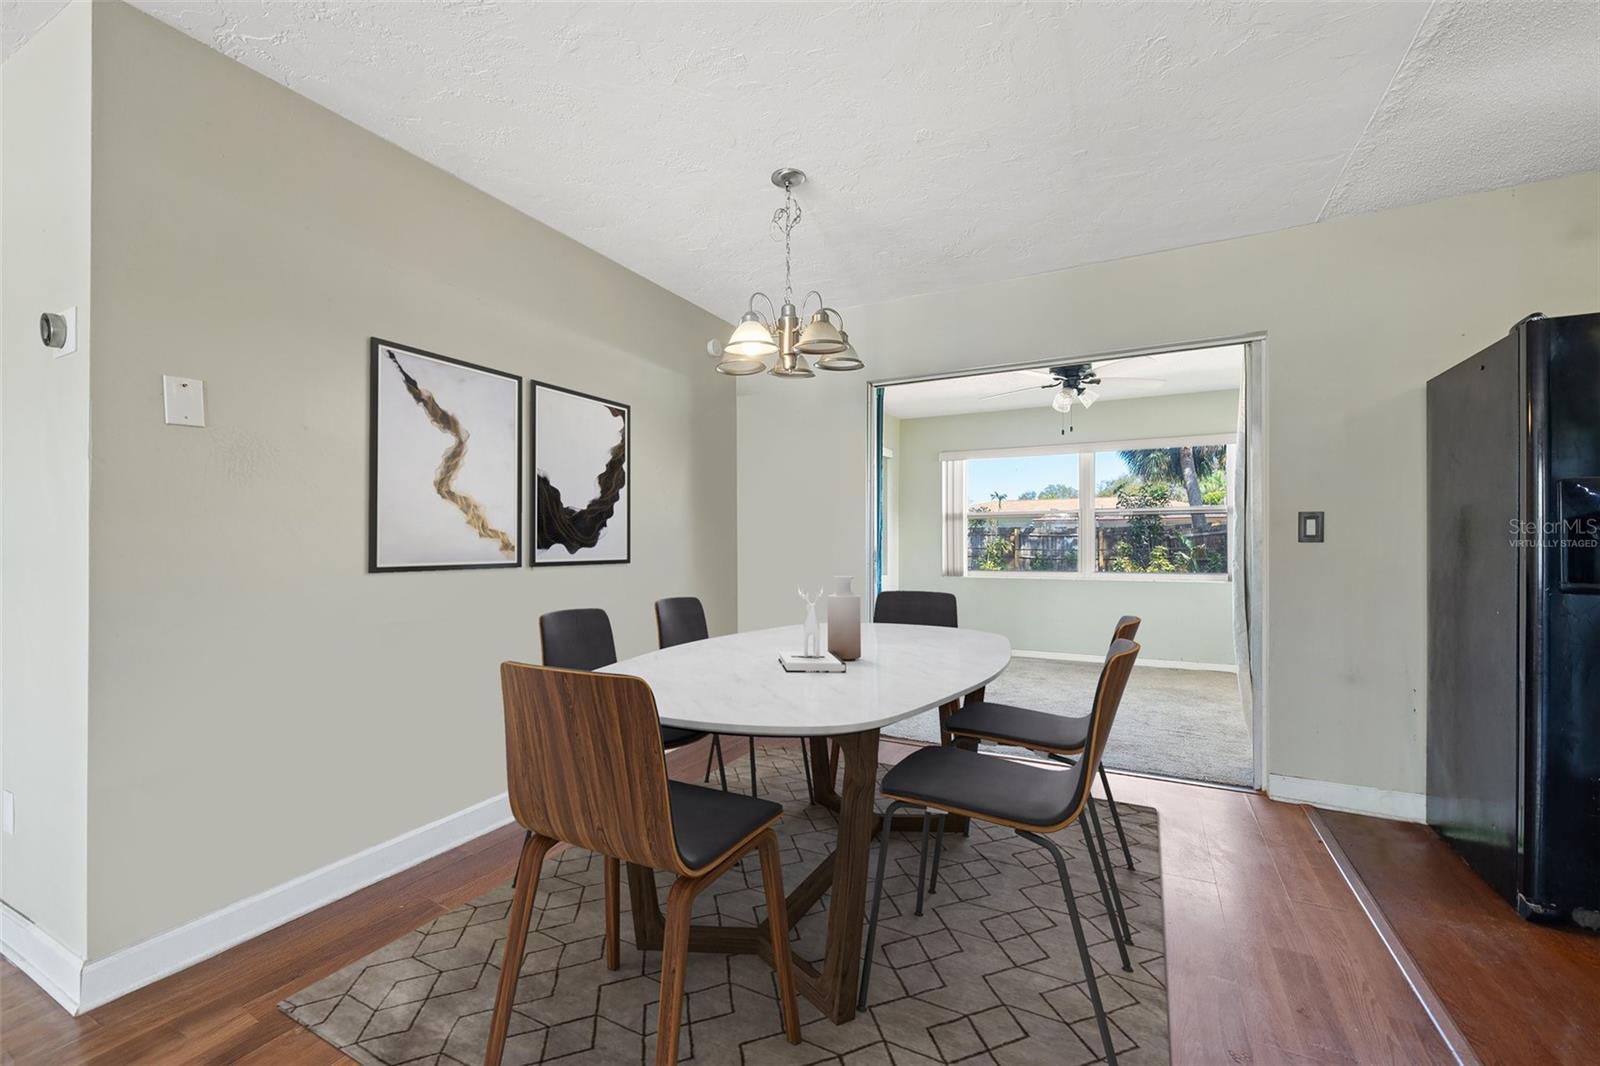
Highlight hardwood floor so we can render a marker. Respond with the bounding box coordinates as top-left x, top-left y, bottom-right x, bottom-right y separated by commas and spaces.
1, 739, 1451, 1065
1319, 810, 1600, 1066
